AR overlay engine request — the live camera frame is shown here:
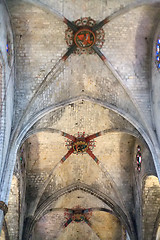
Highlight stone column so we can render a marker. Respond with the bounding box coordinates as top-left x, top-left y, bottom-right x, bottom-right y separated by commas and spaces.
0, 0, 14, 233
